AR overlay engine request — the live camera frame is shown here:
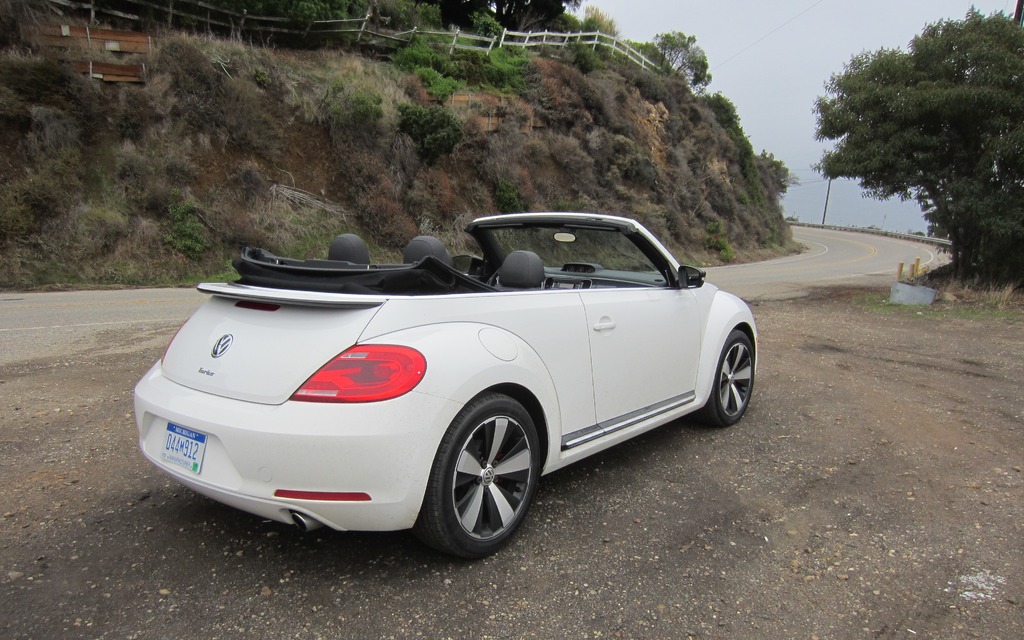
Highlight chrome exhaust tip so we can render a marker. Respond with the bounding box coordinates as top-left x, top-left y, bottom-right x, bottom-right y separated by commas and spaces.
290, 510, 324, 532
